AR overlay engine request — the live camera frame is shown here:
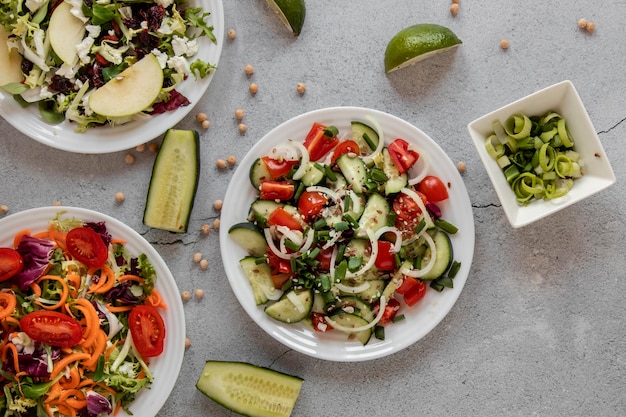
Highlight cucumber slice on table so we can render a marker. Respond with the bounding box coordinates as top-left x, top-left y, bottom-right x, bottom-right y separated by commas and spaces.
196, 361, 303, 417
143, 129, 199, 233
